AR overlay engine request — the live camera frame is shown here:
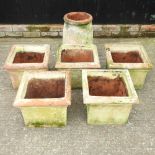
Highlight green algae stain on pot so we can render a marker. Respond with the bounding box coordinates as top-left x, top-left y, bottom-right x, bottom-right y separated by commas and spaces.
71, 70, 82, 89
21, 106, 67, 127
129, 69, 148, 89
86, 104, 132, 125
